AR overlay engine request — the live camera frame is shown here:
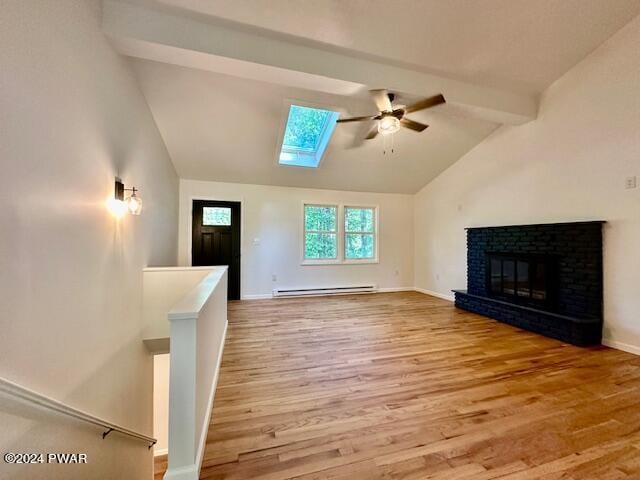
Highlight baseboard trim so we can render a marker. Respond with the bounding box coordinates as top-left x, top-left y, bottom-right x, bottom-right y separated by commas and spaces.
241, 294, 273, 300
413, 287, 455, 302
242, 287, 413, 300
602, 338, 640, 356
243, 287, 454, 301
